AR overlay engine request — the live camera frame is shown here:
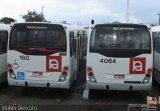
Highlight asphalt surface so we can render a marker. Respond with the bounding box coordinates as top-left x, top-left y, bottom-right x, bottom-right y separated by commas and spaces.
0, 61, 160, 111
